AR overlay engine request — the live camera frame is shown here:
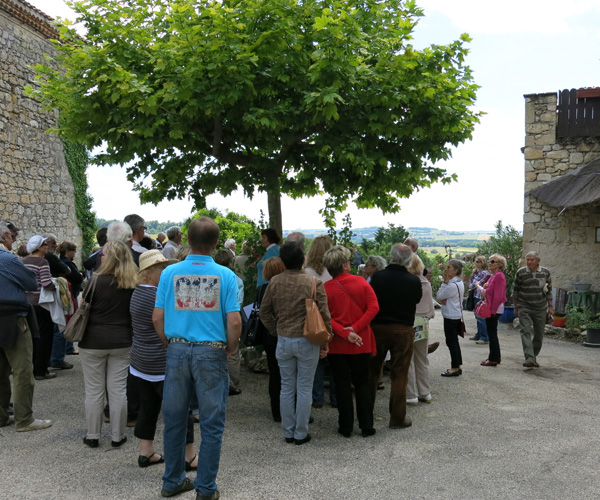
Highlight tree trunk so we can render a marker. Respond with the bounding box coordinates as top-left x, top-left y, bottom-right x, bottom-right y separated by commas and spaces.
267, 187, 283, 238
